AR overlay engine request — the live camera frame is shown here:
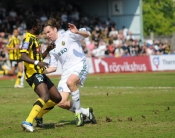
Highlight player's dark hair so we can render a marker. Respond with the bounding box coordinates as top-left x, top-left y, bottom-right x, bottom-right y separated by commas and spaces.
26, 15, 40, 30
43, 18, 61, 31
